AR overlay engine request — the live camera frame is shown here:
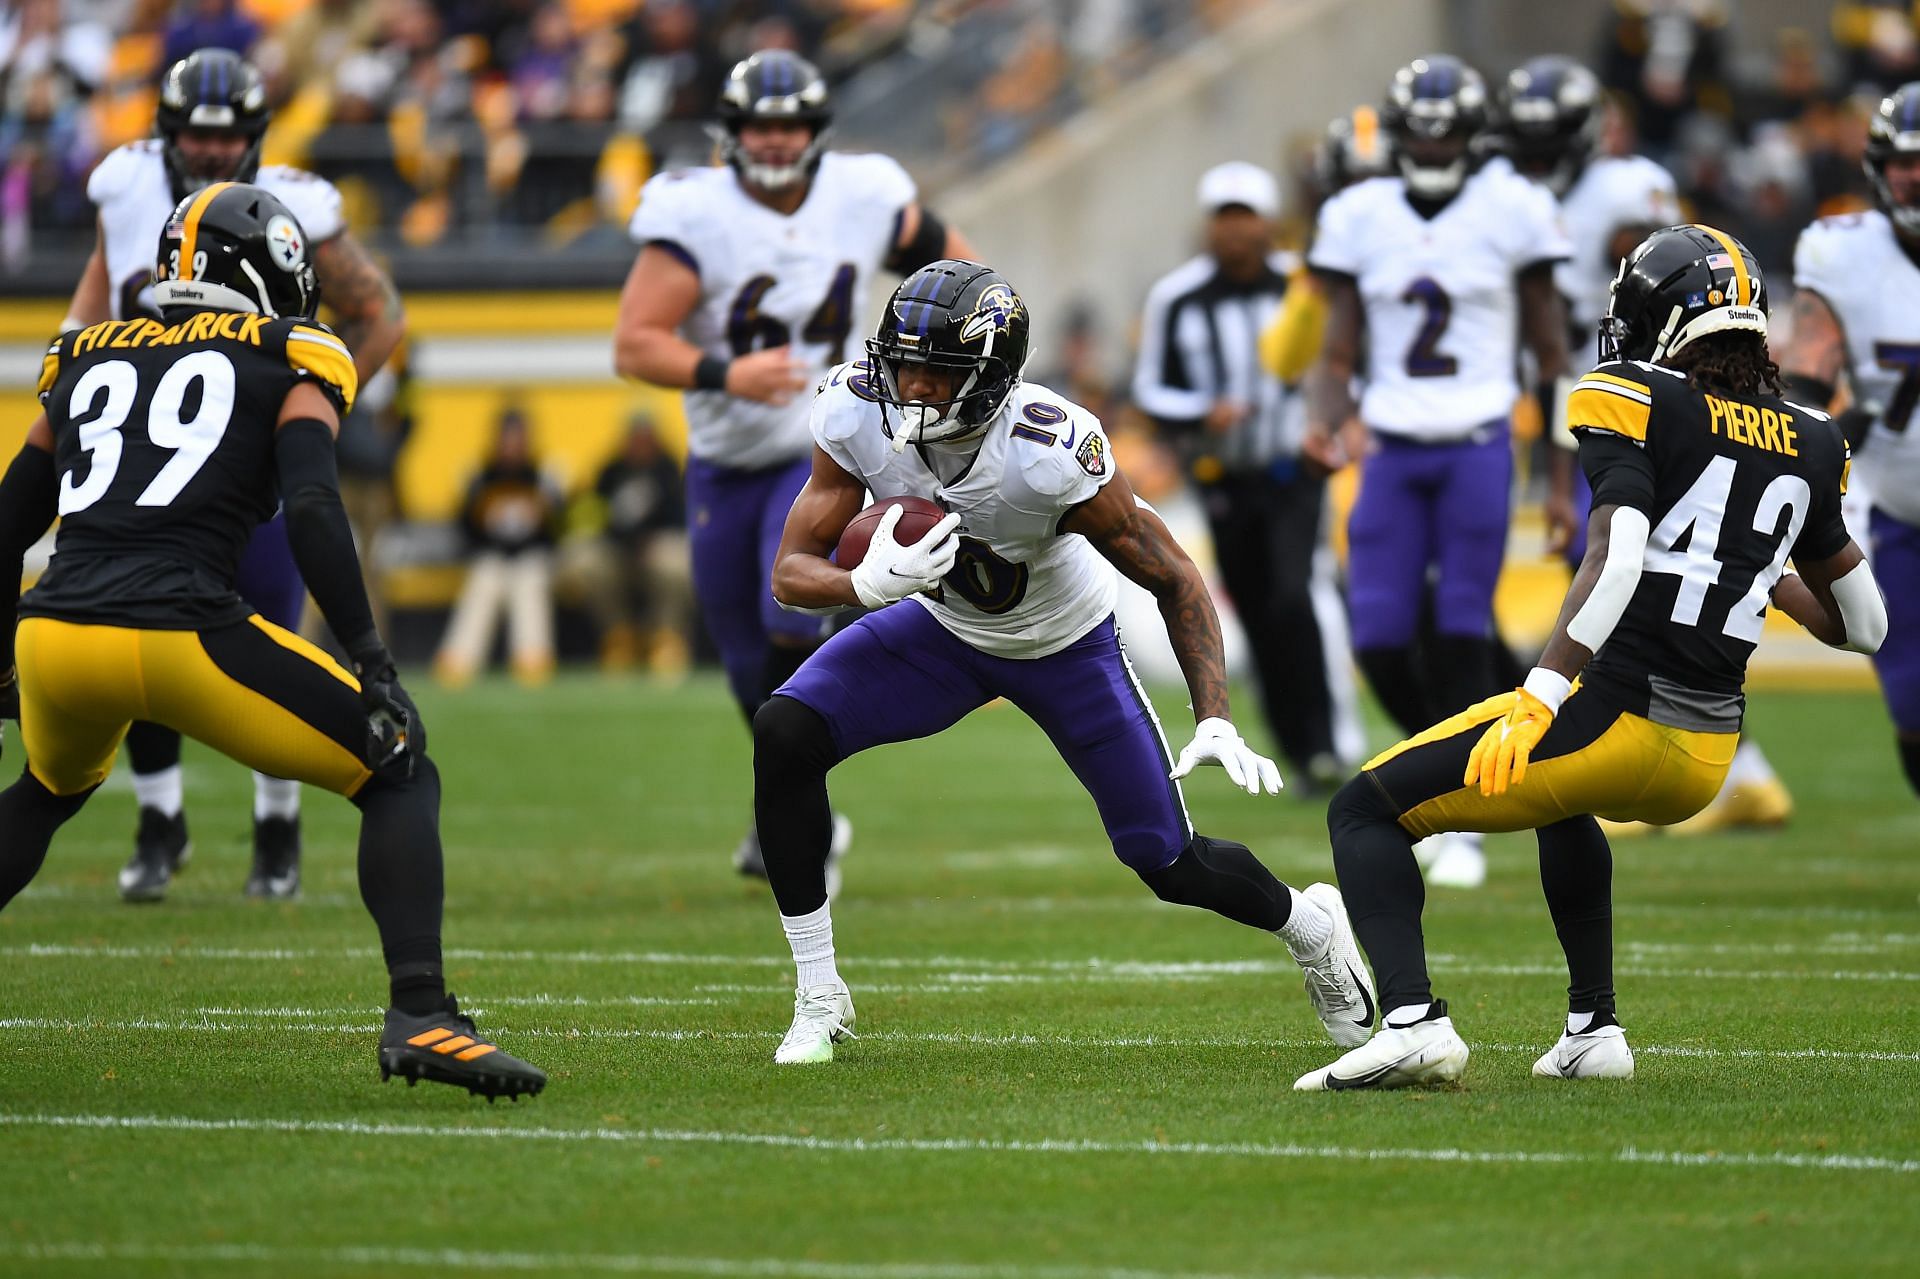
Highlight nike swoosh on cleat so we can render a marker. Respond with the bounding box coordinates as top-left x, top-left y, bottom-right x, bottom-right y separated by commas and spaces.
1324, 1058, 1405, 1090
1348, 968, 1375, 1029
